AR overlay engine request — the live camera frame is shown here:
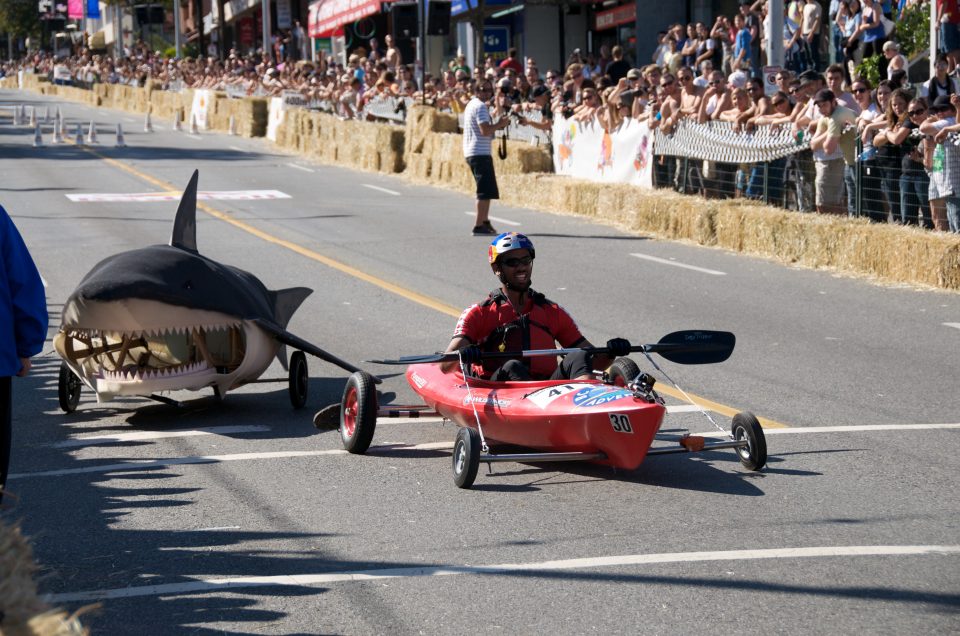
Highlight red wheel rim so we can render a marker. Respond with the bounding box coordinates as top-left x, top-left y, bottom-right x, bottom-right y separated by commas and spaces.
342, 386, 358, 437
